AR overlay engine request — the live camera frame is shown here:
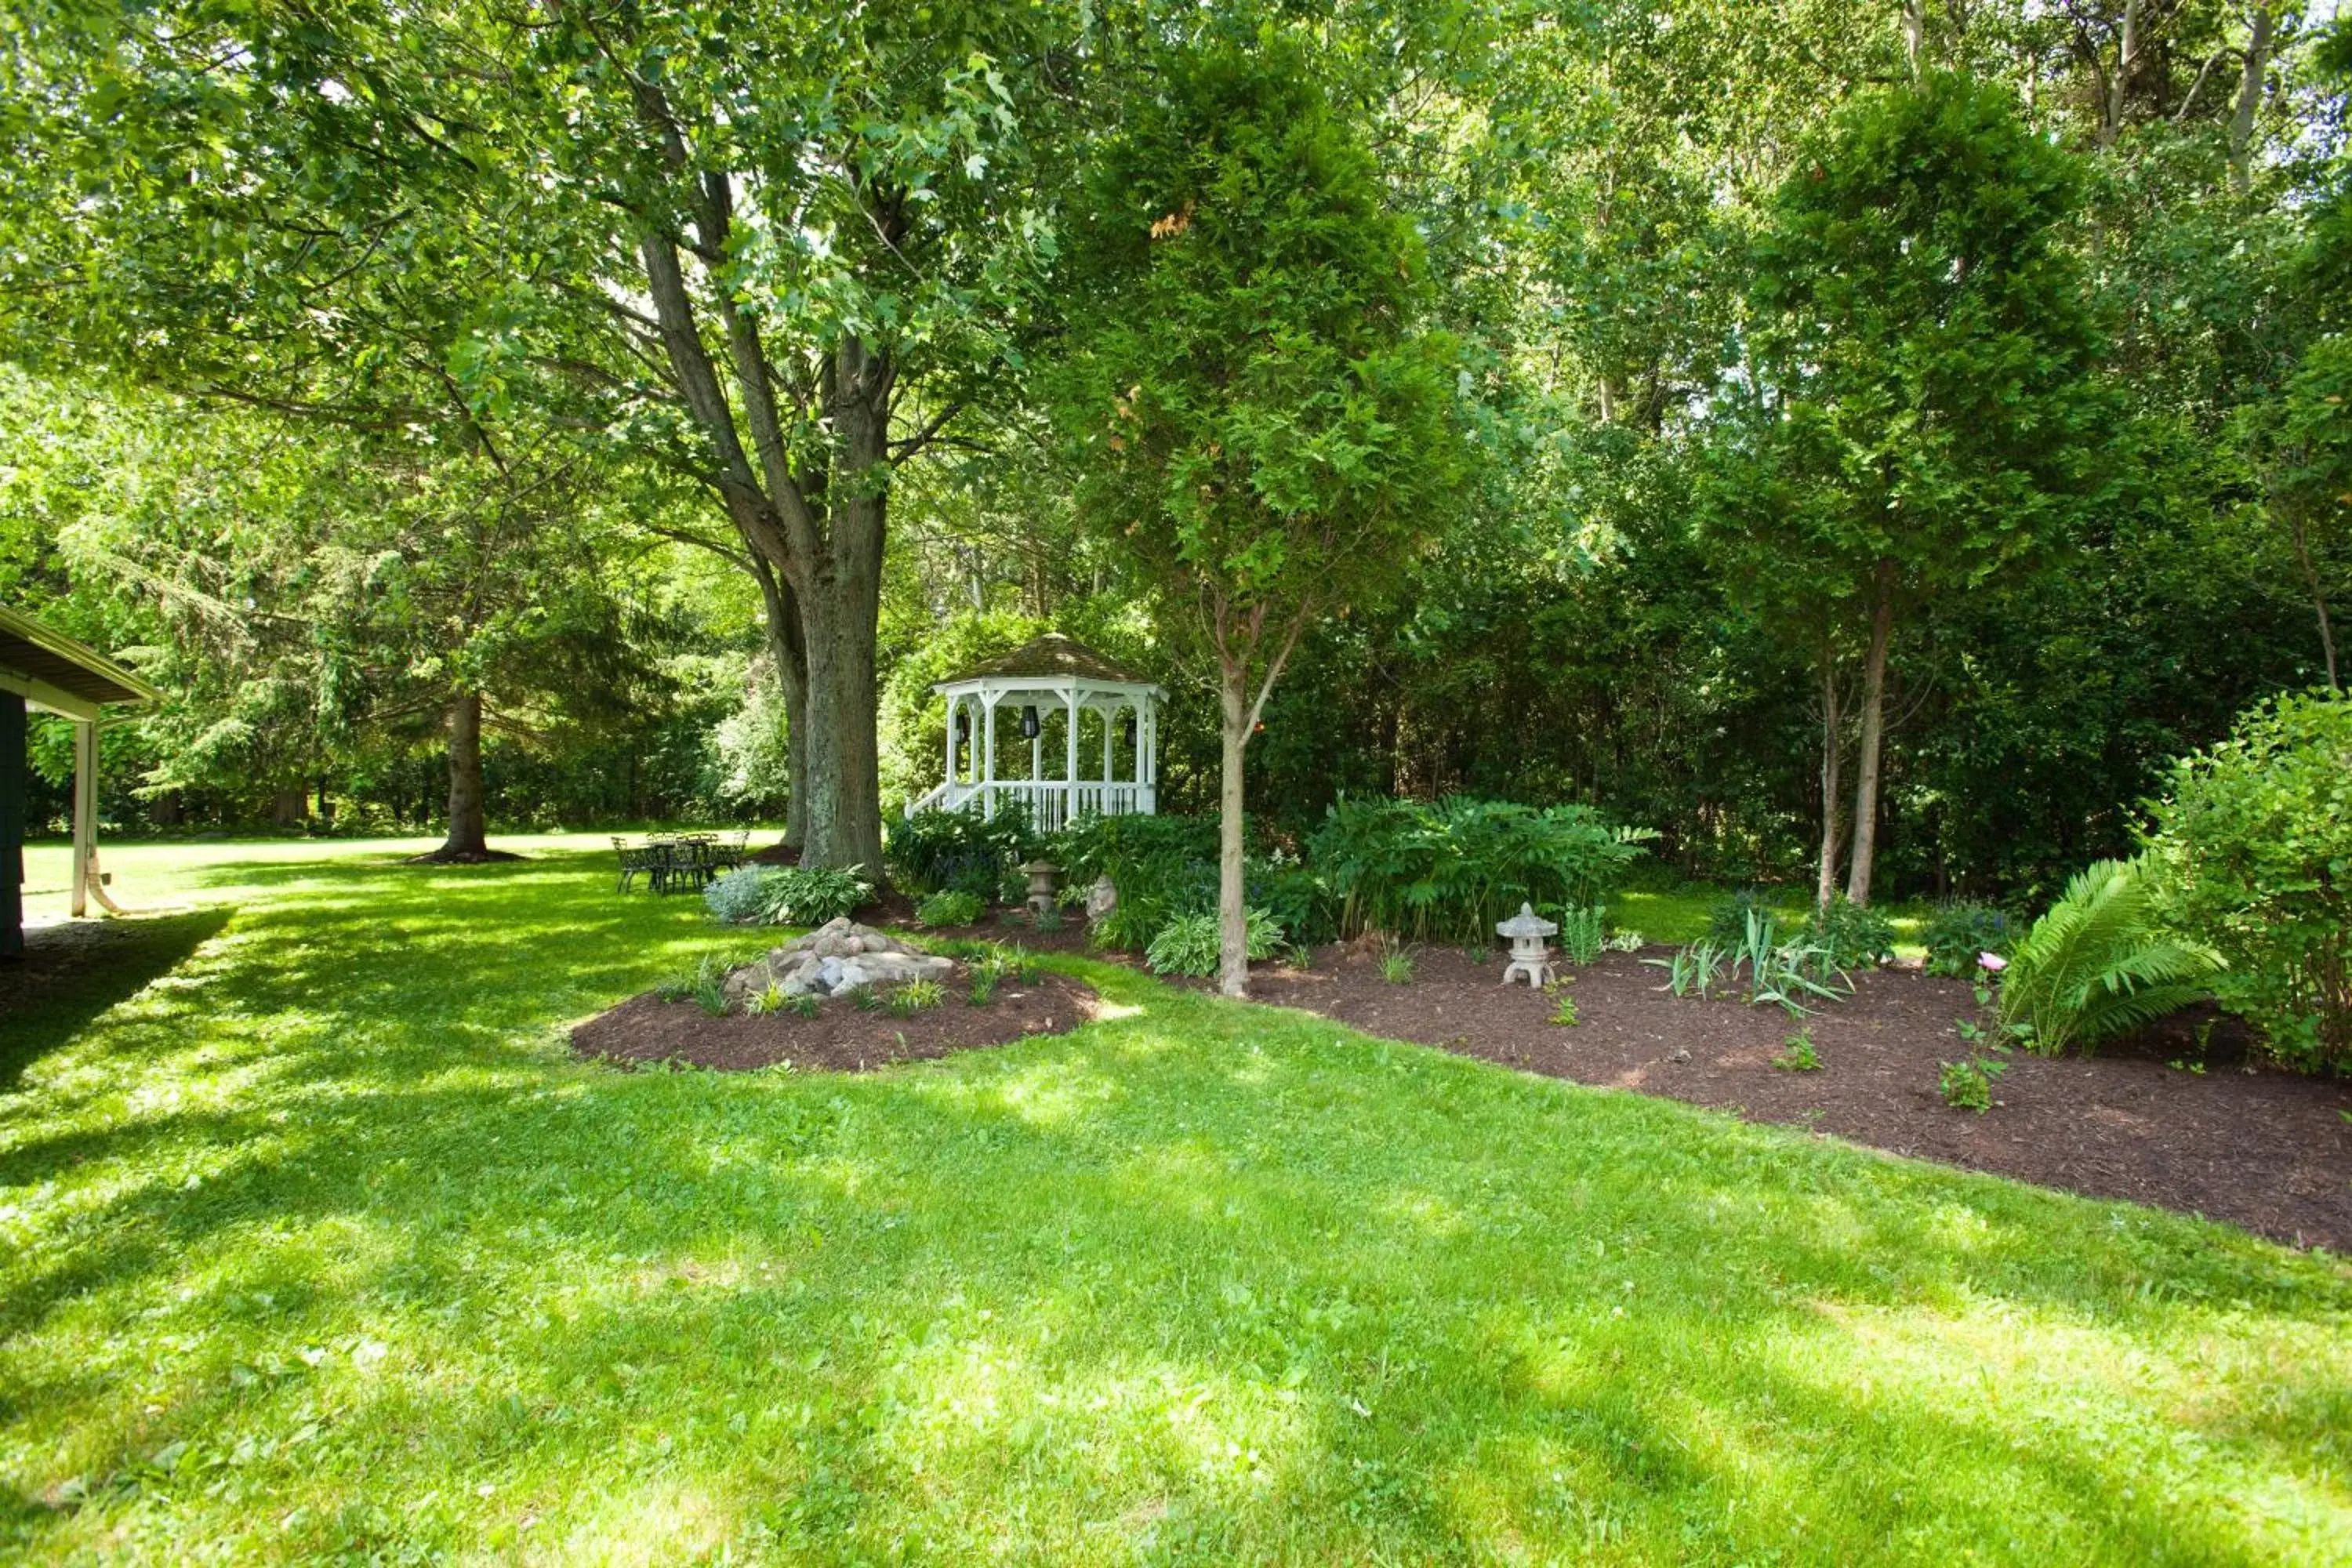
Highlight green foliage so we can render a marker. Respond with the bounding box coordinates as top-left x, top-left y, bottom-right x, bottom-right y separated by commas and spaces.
1547, 989, 1580, 1028
888, 979, 946, 1016
889, 803, 1041, 899
1939, 1055, 2006, 1112
703, 868, 778, 926
1648, 941, 1728, 1000
1380, 946, 1417, 985
1145, 908, 1281, 978
2145, 691, 2352, 1071
741, 975, 789, 1017
789, 992, 822, 1020
1801, 896, 1896, 971
1707, 889, 1777, 949
1922, 902, 2019, 978
1557, 906, 1606, 967
1773, 1031, 1822, 1073
913, 889, 985, 930
1999, 859, 2216, 1058
1055, 813, 1334, 949
706, 865, 873, 929
1309, 796, 1650, 943
1655, 910, 1849, 1017
967, 967, 999, 1007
